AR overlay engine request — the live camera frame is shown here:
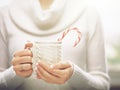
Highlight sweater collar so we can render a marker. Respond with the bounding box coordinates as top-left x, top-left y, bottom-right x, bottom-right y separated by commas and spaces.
31, 0, 67, 29
8, 0, 87, 36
